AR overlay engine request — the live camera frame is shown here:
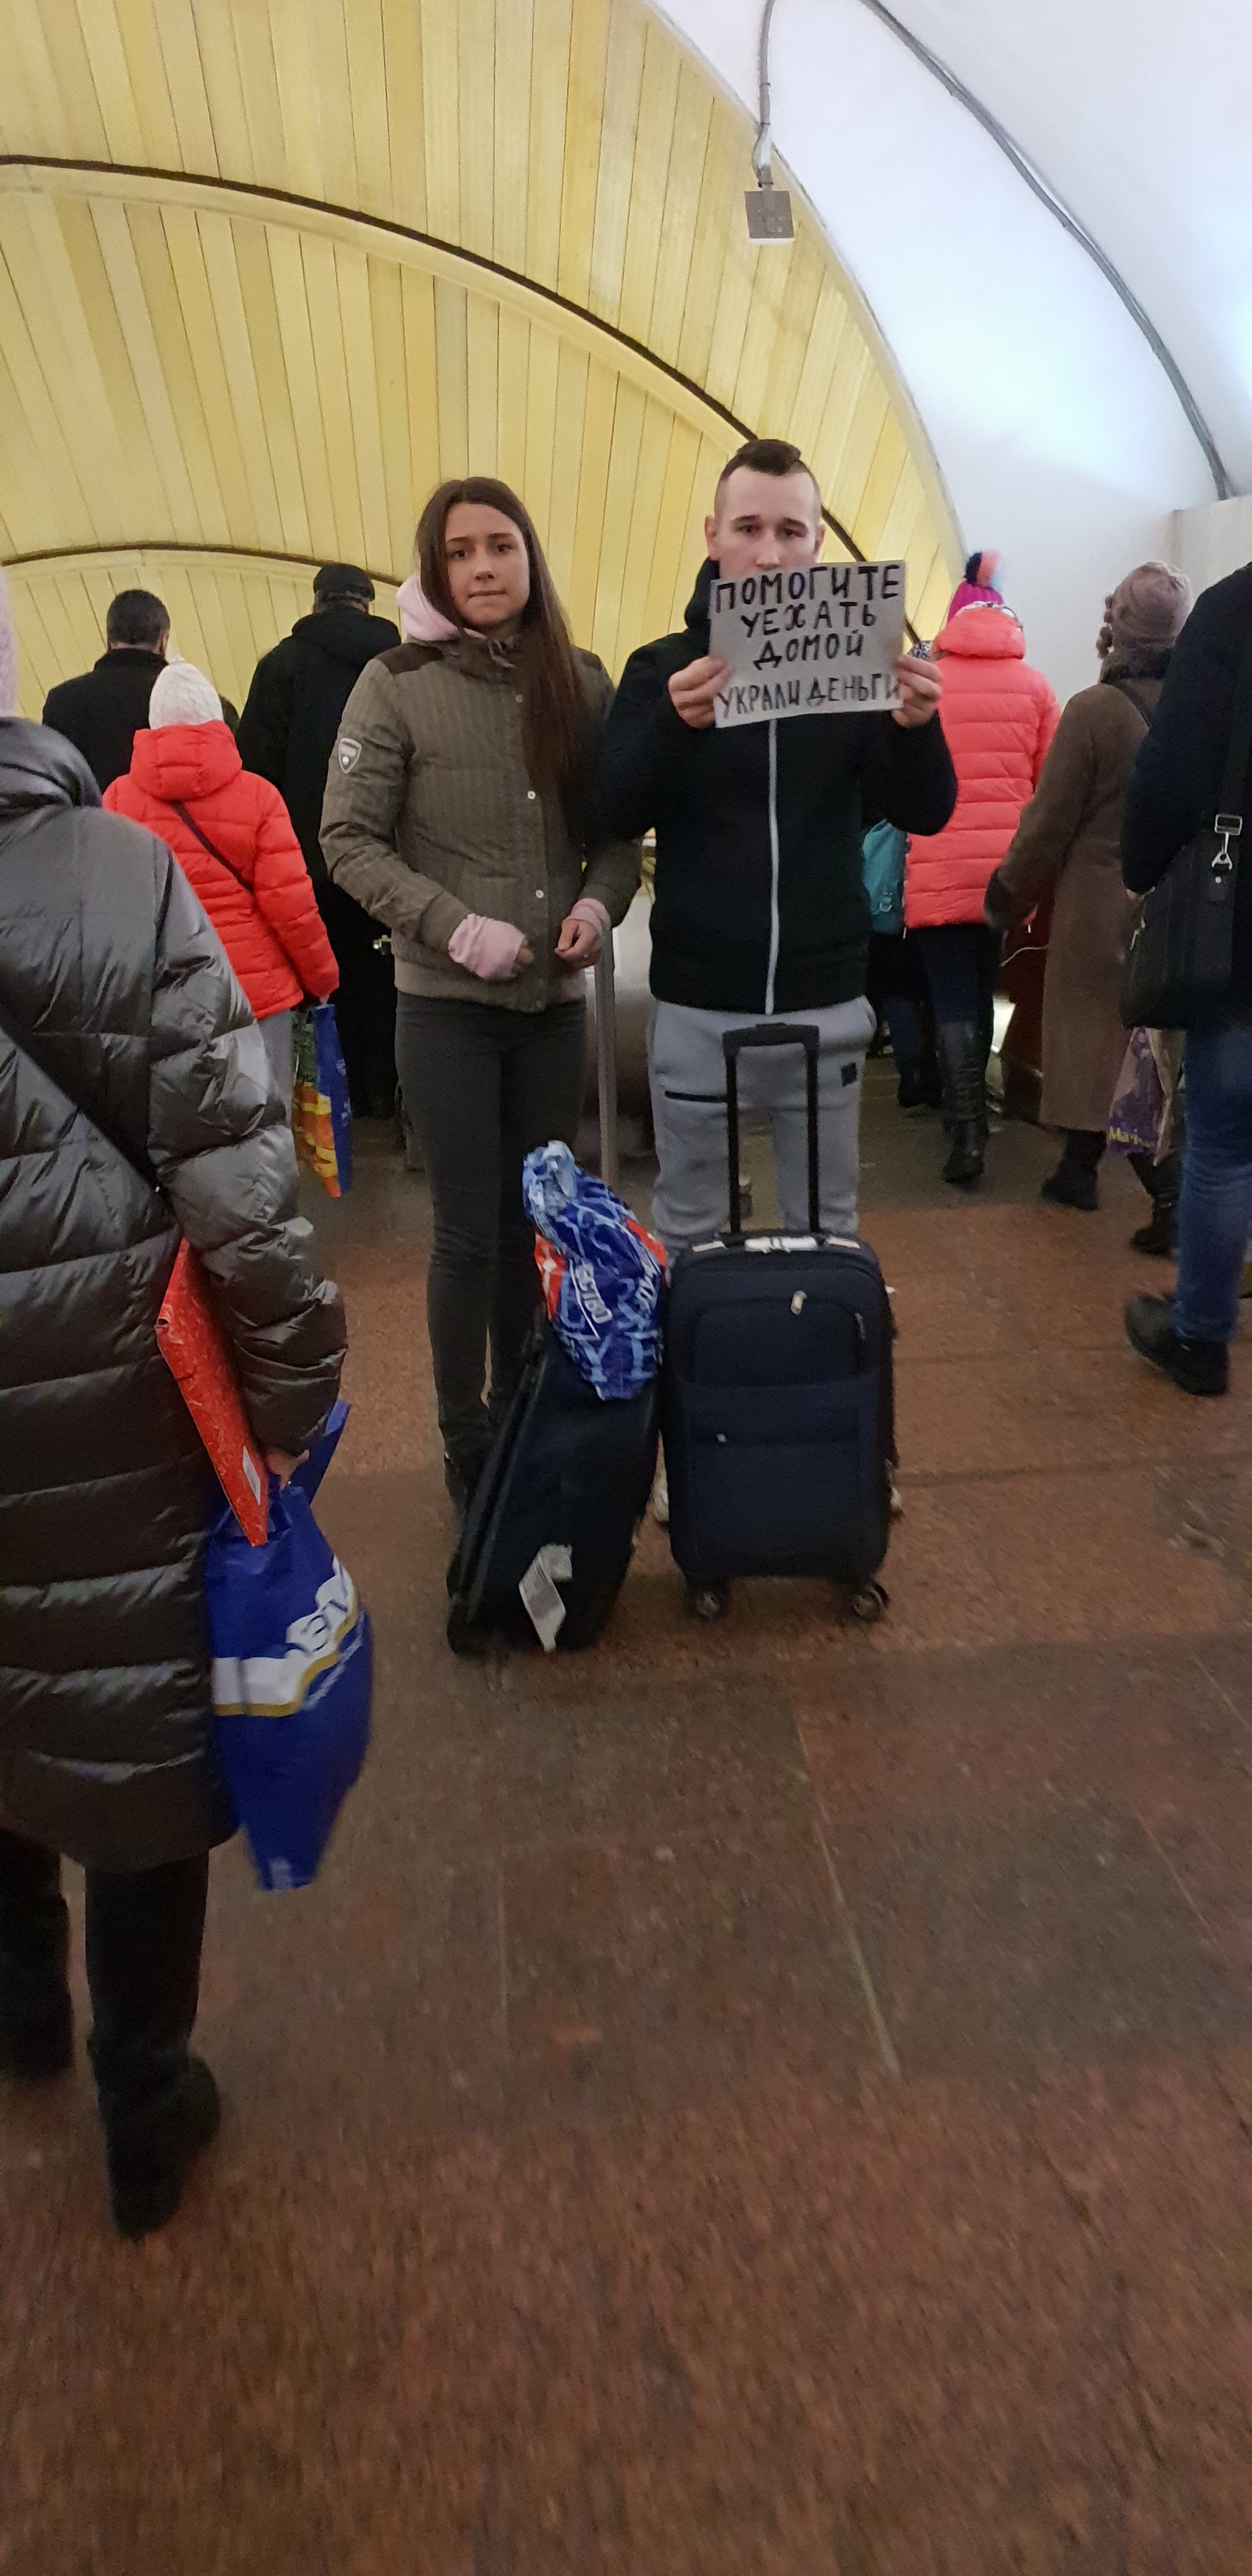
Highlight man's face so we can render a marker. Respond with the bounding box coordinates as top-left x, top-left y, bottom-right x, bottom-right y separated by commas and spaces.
706, 467, 822, 581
